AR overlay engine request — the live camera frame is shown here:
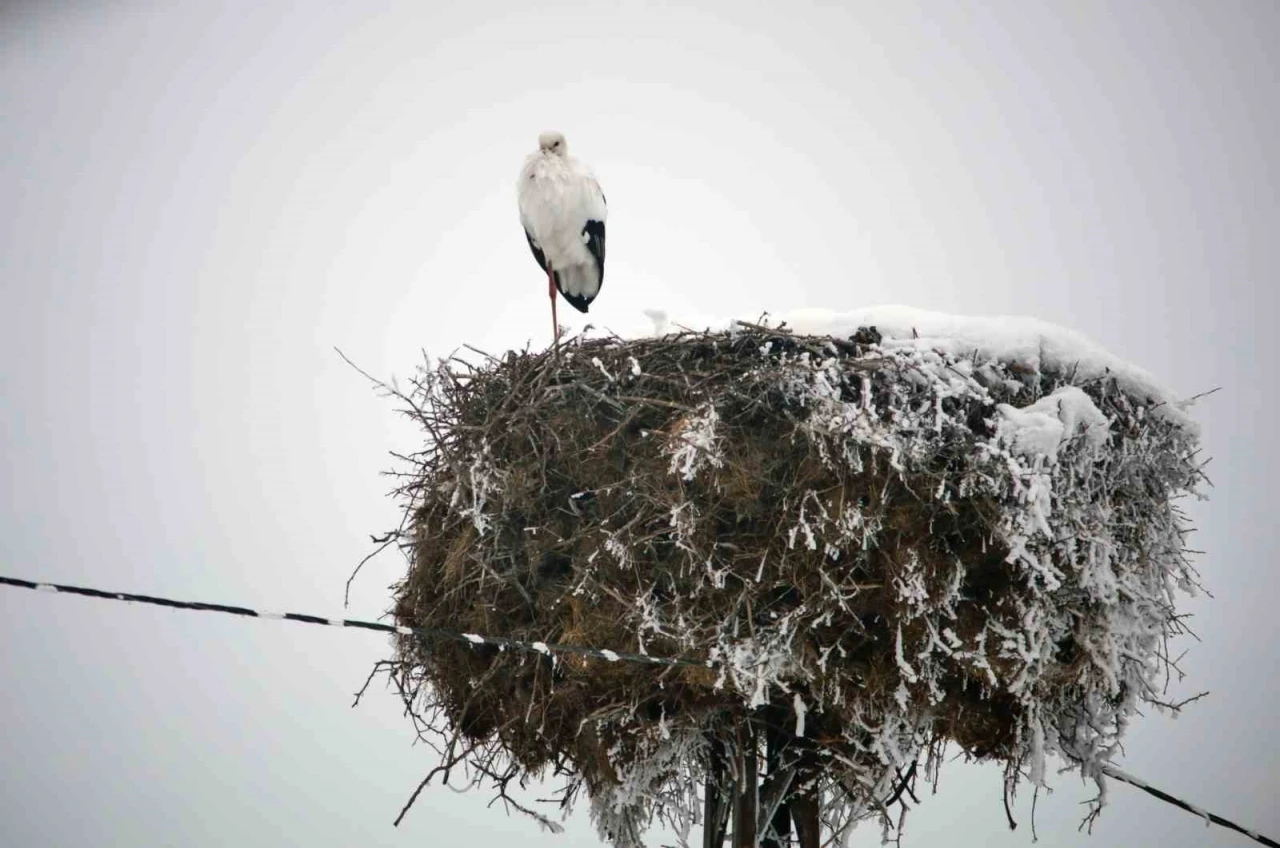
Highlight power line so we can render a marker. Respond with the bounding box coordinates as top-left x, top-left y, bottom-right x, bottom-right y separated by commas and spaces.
1101, 765, 1278, 848
2, 573, 1277, 847
0, 574, 709, 669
